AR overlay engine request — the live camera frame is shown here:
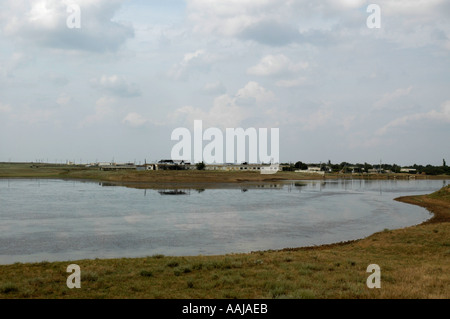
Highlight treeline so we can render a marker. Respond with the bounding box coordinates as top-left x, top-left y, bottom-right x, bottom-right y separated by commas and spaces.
281, 160, 450, 176
408, 163, 450, 175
